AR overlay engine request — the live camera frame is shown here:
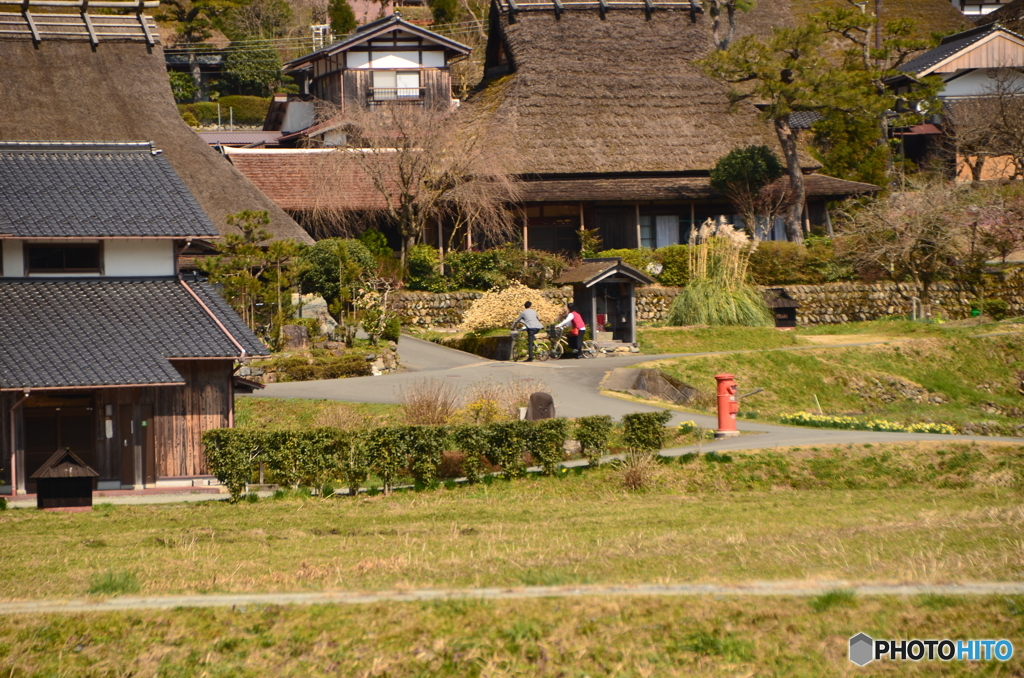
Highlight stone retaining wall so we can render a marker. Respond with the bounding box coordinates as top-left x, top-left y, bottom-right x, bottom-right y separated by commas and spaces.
390, 273, 1024, 328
